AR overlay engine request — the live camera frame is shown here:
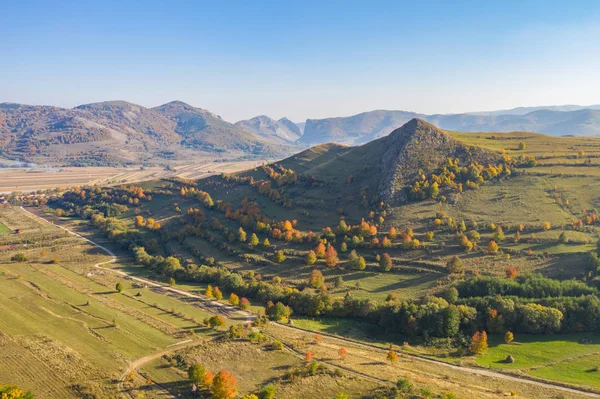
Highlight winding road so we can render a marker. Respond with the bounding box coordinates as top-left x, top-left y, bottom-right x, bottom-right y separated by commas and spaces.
20, 206, 600, 398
